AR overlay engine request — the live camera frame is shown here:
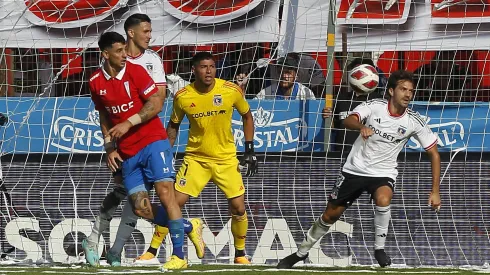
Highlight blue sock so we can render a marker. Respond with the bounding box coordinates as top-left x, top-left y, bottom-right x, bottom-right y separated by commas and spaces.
153, 206, 169, 227
168, 218, 185, 259
184, 219, 193, 234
